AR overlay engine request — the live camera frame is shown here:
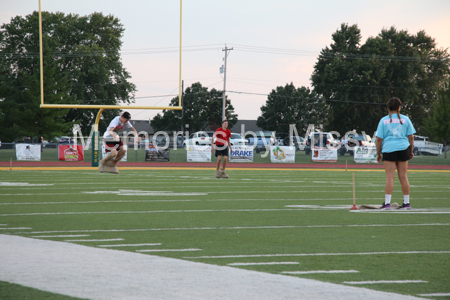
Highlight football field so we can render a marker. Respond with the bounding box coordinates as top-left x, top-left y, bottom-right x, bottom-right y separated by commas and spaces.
1, 168, 449, 299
